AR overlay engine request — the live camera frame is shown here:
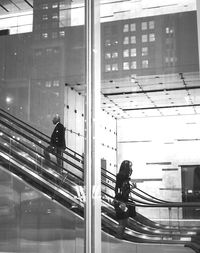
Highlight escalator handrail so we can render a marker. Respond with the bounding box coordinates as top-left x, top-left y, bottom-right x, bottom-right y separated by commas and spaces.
101, 167, 173, 204
0, 129, 83, 182
0, 117, 177, 206
0, 119, 84, 173
0, 109, 189, 207
0, 108, 84, 161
